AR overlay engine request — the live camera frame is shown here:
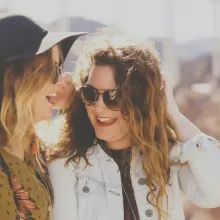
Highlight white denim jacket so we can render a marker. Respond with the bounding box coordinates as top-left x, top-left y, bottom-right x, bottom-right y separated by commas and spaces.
48, 133, 220, 220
